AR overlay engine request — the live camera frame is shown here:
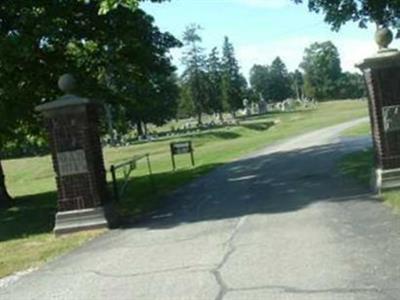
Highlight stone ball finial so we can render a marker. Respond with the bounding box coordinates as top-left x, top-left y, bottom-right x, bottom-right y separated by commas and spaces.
375, 27, 393, 50
58, 73, 77, 94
